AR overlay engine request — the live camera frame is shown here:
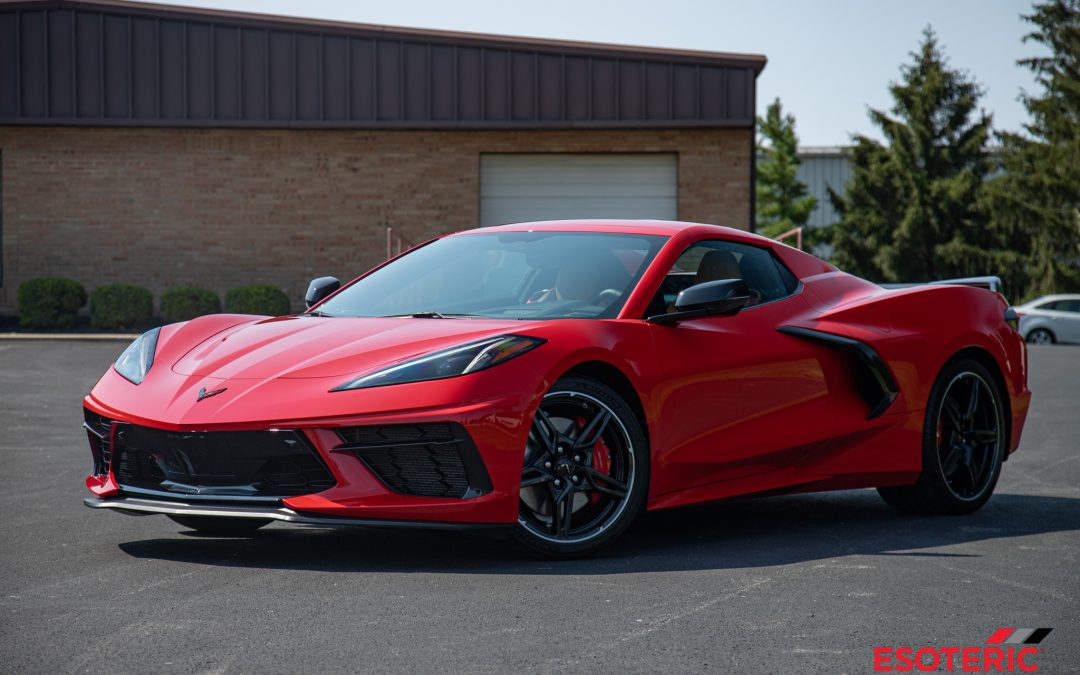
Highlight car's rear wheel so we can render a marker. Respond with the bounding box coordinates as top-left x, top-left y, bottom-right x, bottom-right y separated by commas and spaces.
878, 359, 1006, 514
512, 376, 648, 557
1026, 328, 1055, 345
167, 515, 273, 535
